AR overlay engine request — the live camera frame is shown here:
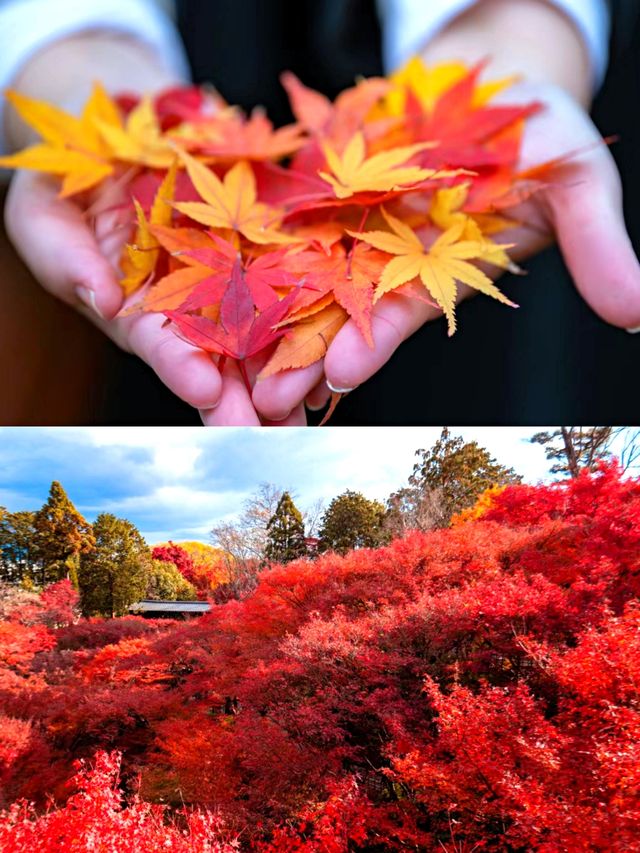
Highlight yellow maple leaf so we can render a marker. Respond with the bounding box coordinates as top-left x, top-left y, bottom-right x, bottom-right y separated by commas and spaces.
173, 149, 298, 245
430, 184, 519, 272
319, 131, 452, 199
94, 95, 177, 169
0, 144, 113, 197
120, 160, 178, 296
0, 83, 119, 196
350, 209, 516, 335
